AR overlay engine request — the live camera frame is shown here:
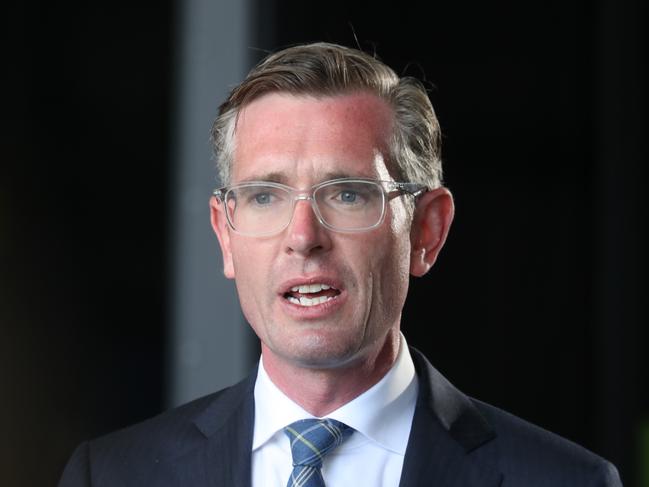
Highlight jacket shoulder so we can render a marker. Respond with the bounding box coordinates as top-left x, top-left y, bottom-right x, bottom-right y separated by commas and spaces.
59, 375, 255, 486
471, 398, 622, 486
409, 347, 621, 486
90, 389, 221, 459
